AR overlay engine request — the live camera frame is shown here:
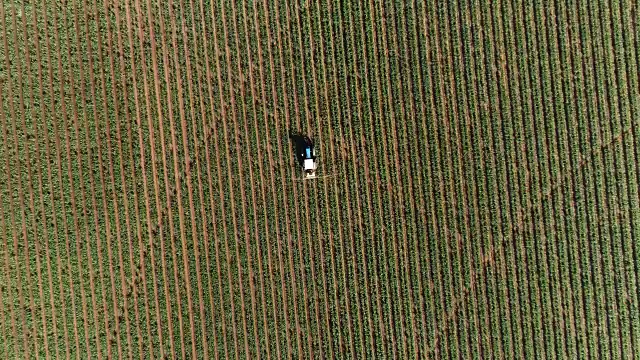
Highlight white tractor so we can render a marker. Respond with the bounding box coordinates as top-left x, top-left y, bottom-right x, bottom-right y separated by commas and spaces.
301, 137, 318, 179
